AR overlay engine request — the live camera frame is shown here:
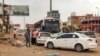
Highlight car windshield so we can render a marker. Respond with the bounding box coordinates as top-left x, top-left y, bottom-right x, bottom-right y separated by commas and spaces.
51, 33, 61, 38
78, 31, 94, 35
40, 33, 51, 37
77, 31, 95, 38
